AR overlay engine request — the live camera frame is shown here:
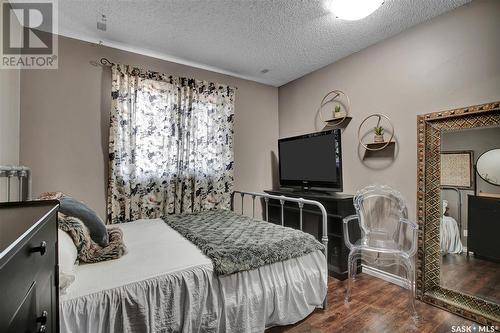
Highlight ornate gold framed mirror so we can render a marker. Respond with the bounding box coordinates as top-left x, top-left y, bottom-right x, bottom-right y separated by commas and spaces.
416, 101, 500, 325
